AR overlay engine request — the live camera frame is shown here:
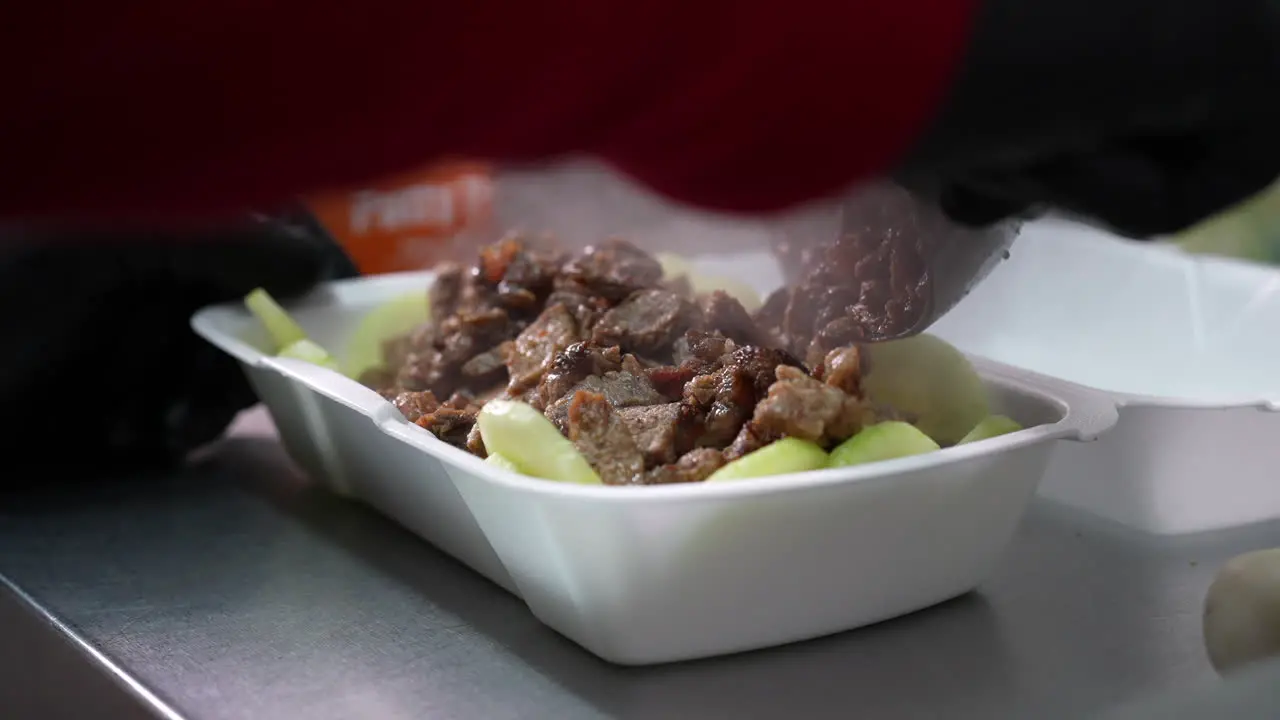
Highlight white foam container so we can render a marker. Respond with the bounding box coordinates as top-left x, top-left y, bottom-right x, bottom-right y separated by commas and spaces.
192, 267, 1117, 665
930, 219, 1280, 536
